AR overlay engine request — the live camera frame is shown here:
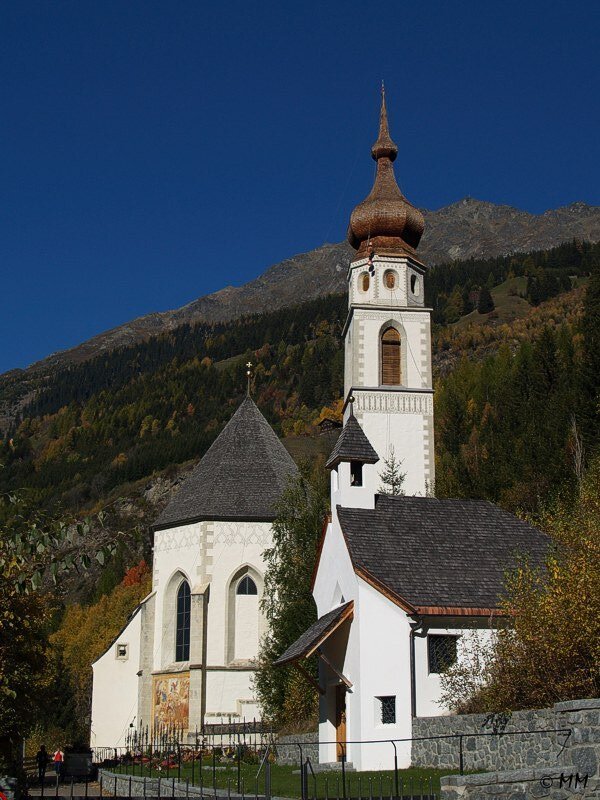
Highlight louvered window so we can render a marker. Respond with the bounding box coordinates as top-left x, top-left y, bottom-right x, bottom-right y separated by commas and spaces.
381, 327, 401, 385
